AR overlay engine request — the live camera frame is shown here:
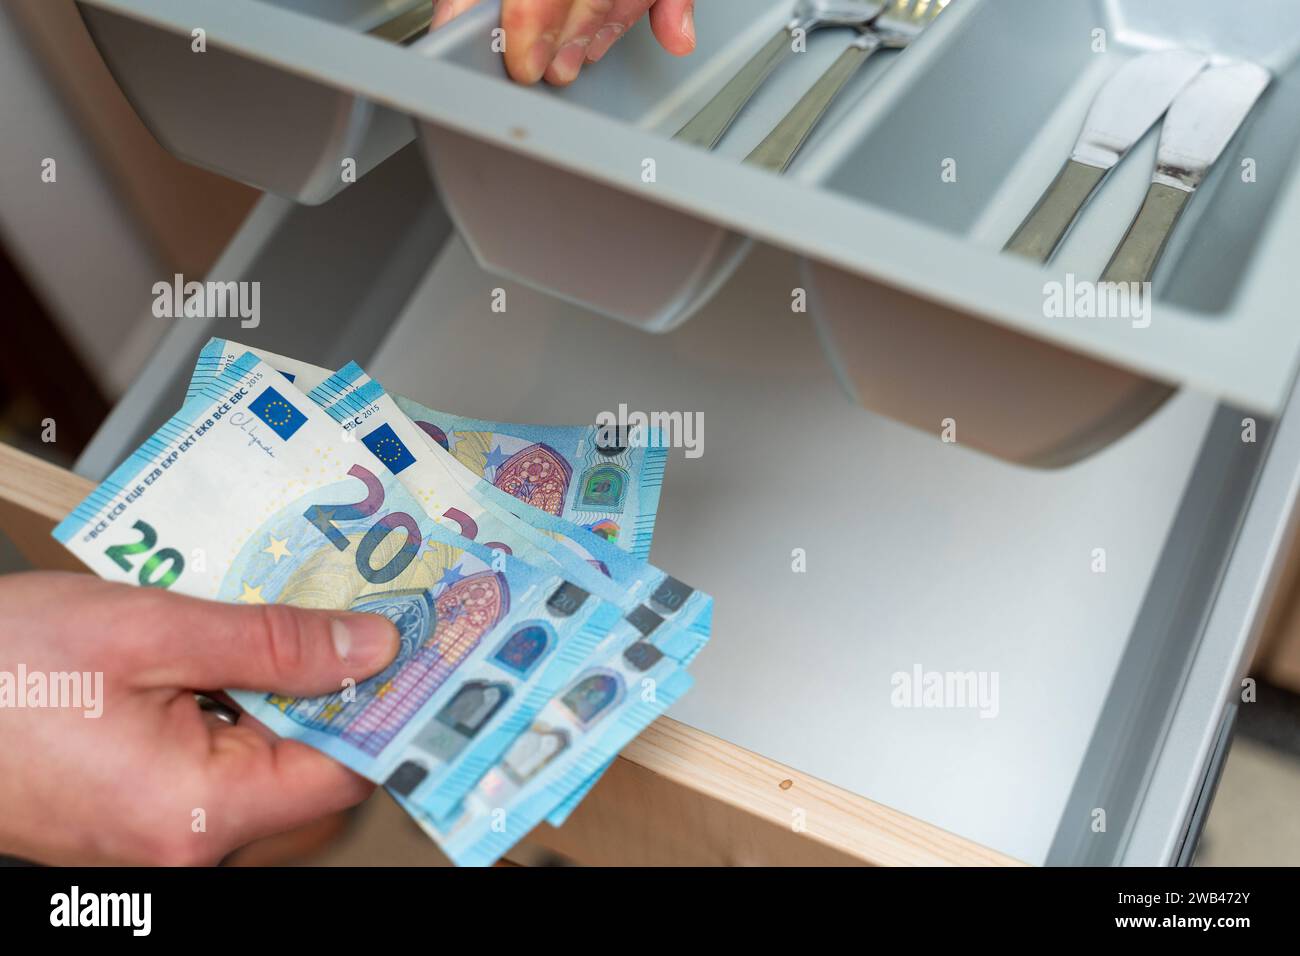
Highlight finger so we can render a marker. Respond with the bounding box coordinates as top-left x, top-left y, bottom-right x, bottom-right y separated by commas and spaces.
585, 0, 651, 63
209, 728, 375, 846
648, 0, 696, 56
432, 0, 482, 29
129, 593, 399, 698
544, 0, 617, 86
501, 0, 576, 84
